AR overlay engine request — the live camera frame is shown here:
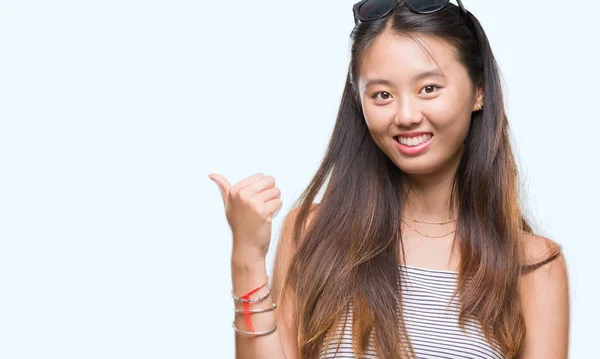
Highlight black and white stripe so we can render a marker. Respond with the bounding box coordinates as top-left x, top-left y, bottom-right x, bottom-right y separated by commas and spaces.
320, 265, 506, 359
